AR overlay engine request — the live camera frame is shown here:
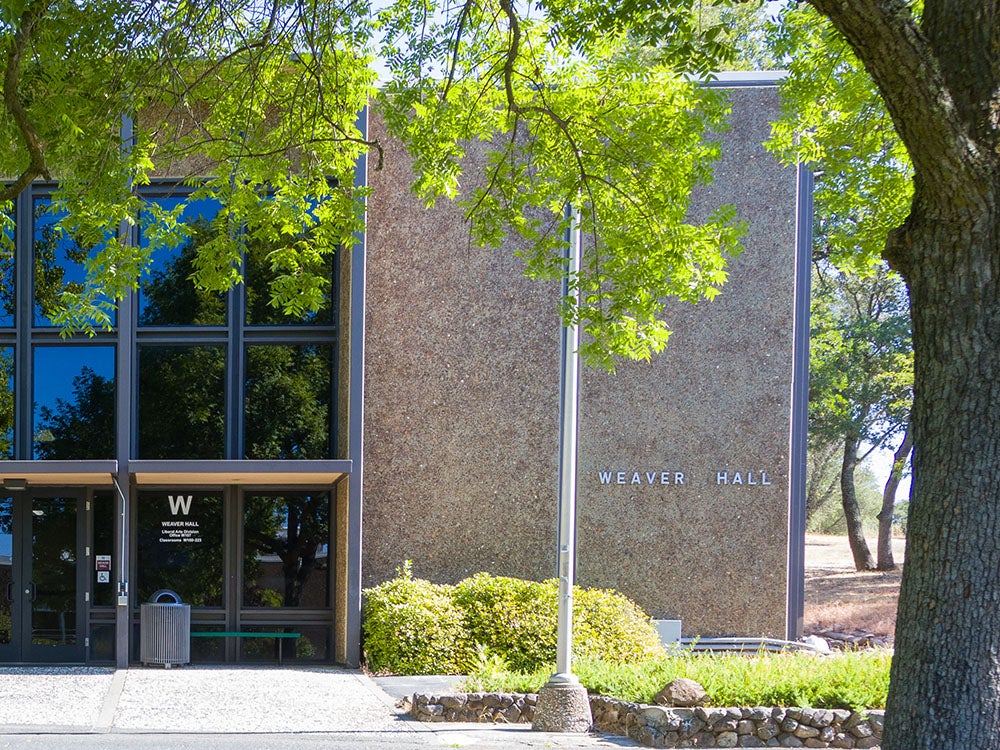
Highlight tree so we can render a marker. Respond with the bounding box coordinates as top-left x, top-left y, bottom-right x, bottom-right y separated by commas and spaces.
766, 1, 1000, 745
808, 263, 912, 571
5, 0, 1000, 745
